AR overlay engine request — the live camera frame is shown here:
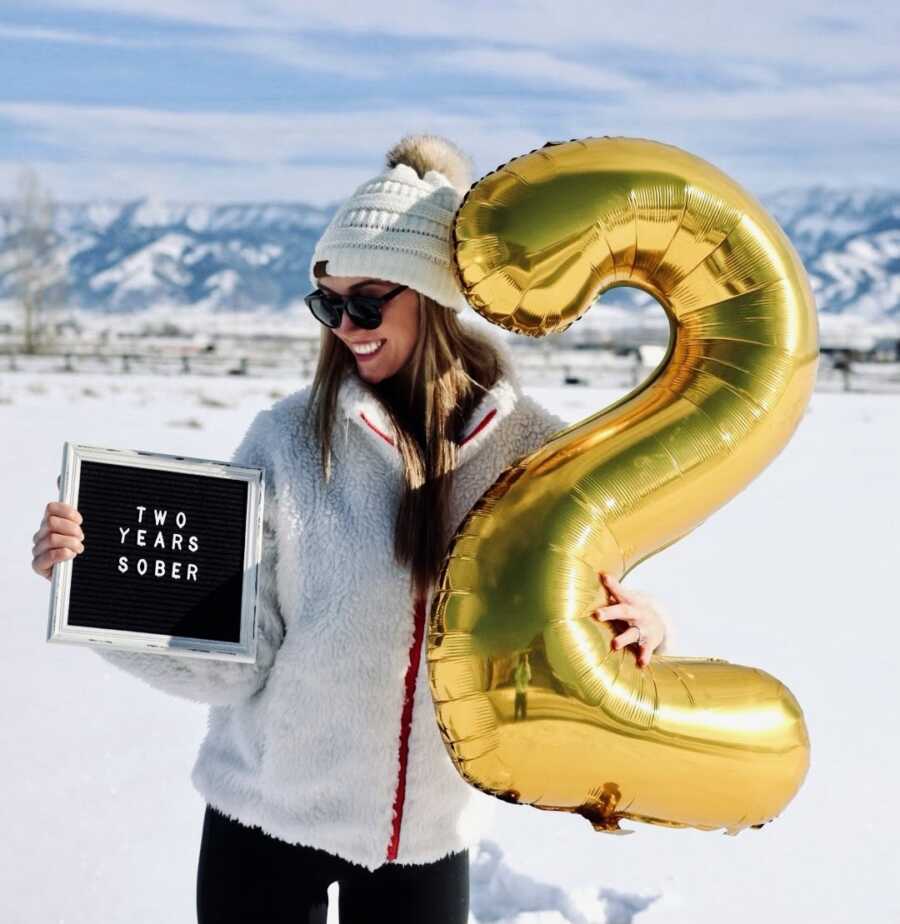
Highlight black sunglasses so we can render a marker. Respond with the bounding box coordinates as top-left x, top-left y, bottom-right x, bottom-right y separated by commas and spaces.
304, 283, 408, 330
